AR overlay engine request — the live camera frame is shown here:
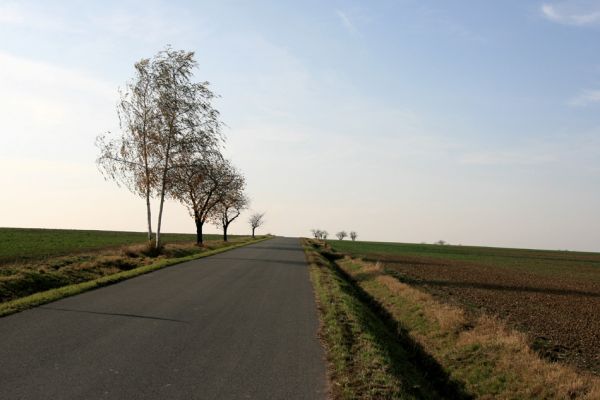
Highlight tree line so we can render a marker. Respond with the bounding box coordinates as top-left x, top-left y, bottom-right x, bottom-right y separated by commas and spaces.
311, 229, 357, 241
97, 47, 264, 249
